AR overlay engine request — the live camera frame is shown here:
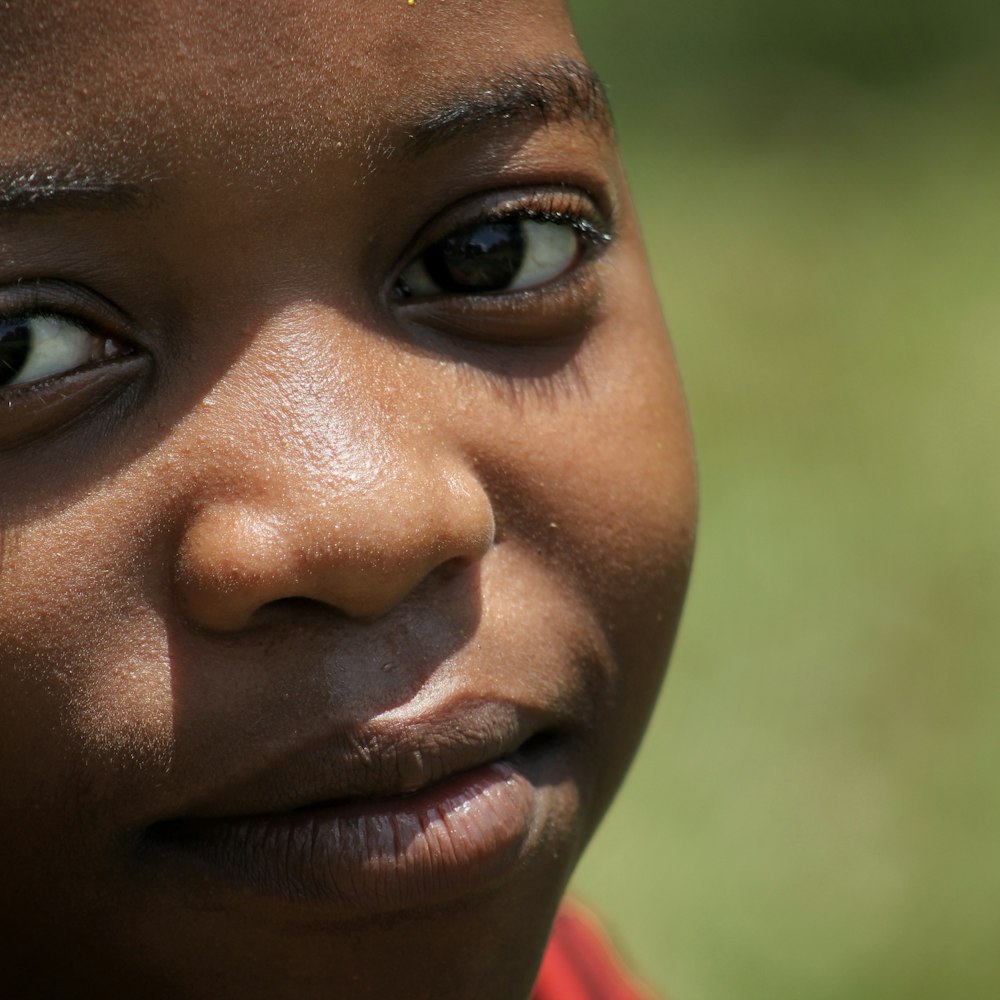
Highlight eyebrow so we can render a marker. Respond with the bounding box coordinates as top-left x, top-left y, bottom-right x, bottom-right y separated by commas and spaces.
0, 167, 157, 215
0, 59, 611, 213
399, 58, 614, 156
